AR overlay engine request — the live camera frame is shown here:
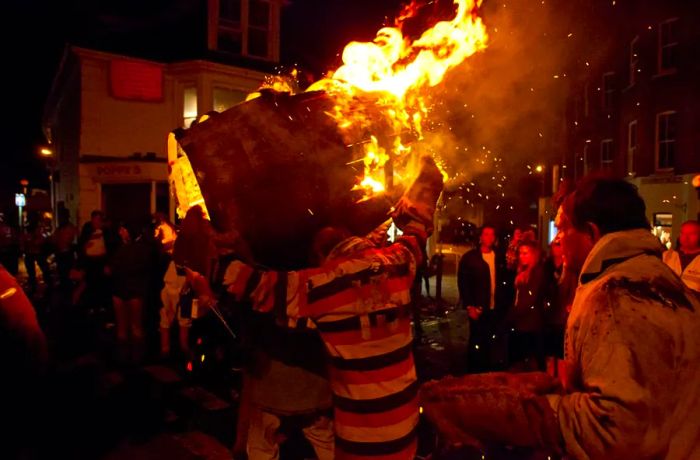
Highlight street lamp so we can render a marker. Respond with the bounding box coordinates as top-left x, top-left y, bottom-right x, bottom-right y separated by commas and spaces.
535, 164, 544, 173
38, 146, 56, 227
